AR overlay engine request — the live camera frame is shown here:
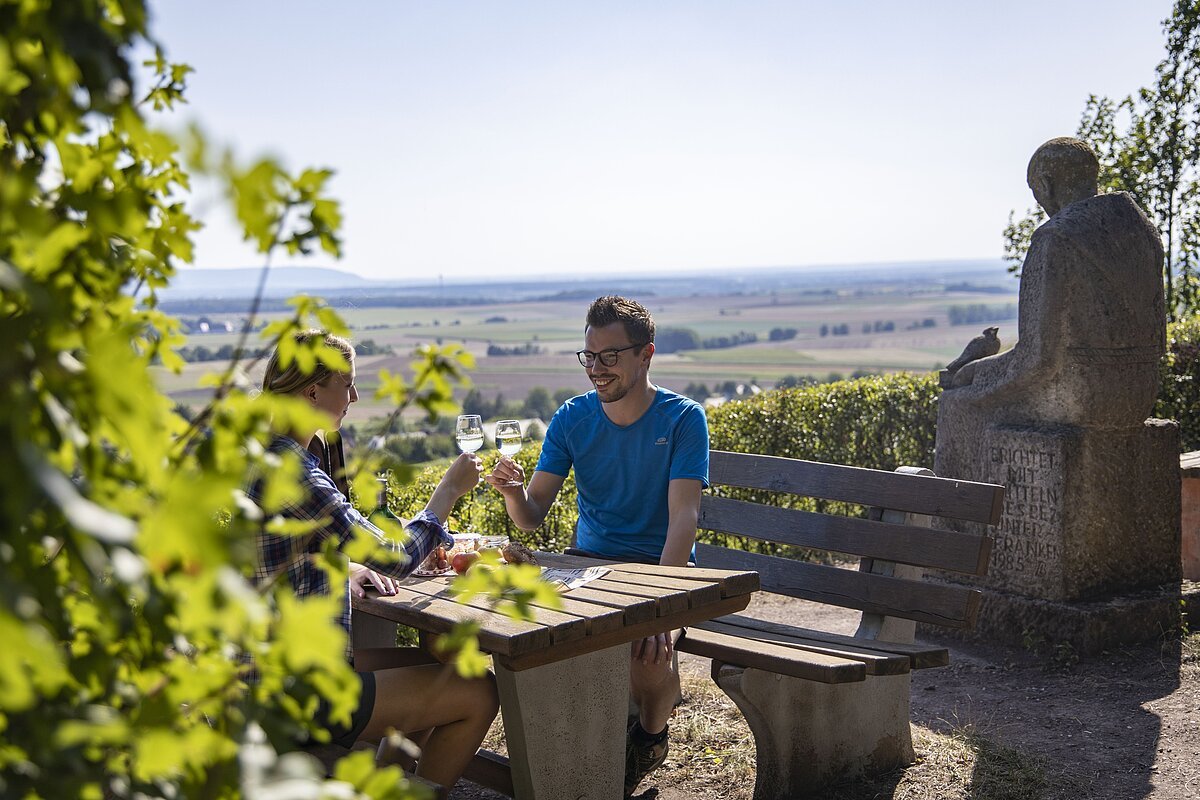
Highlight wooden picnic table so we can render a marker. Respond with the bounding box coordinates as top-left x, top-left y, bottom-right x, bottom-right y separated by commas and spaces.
351, 551, 759, 800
